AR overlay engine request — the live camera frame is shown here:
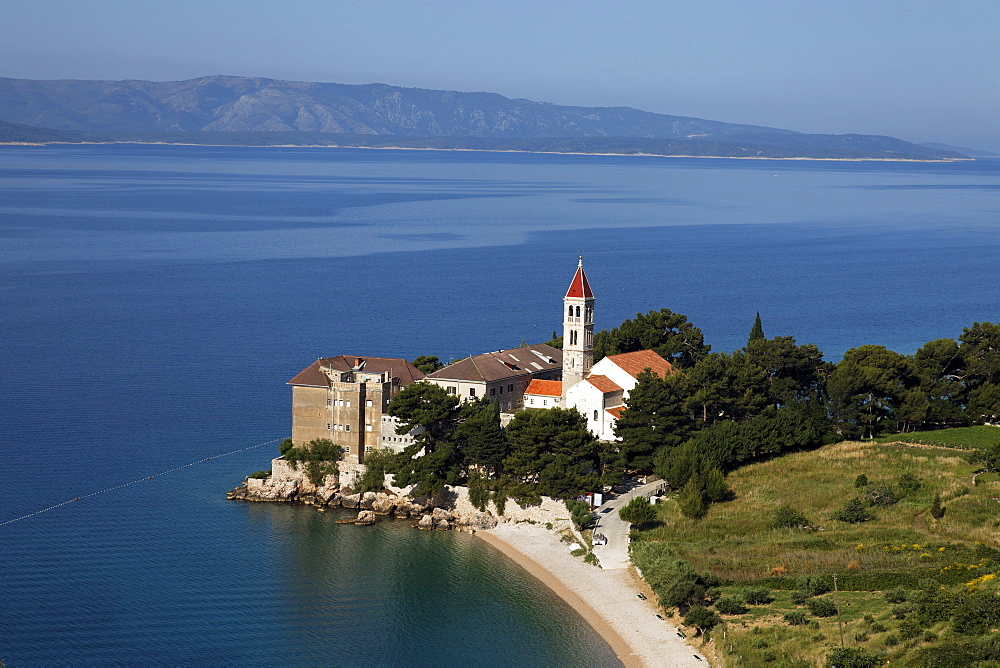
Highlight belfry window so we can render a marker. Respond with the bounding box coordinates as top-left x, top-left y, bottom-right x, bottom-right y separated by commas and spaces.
575, 306, 581, 317
568, 305, 573, 318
